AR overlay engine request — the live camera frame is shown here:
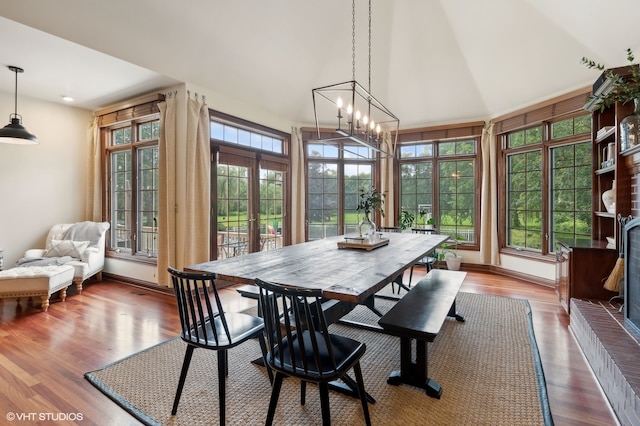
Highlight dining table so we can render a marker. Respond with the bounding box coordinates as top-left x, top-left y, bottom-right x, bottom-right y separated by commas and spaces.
188, 231, 449, 401
189, 231, 449, 309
